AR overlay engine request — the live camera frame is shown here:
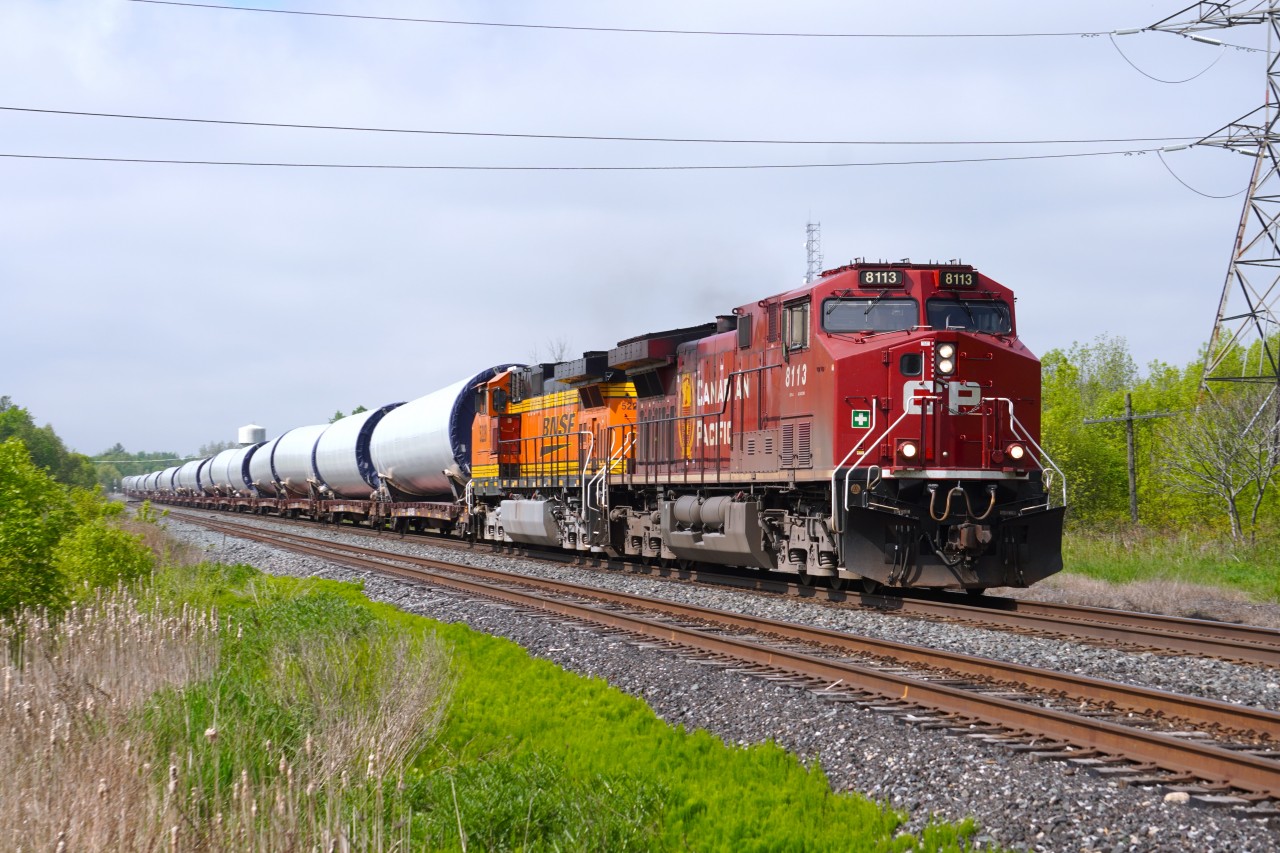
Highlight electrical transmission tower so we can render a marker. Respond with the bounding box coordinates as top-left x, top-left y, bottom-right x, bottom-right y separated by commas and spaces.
1151, 2, 1280, 408
805, 220, 823, 284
